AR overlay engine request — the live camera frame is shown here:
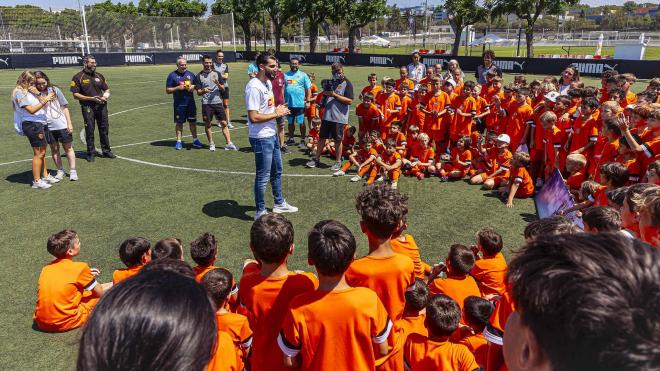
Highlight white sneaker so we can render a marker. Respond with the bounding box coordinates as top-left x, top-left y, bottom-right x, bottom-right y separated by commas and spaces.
306, 159, 319, 168
330, 162, 341, 171
333, 170, 345, 177
391, 182, 398, 190
254, 209, 268, 220
209, 143, 216, 152
273, 200, 298, 214
32, 179, 52, 189
224, 143, 238, 151
375, 175, 384, 183
55, 169, 66, 180
70, 170, 78, 181
44, 174, 60, 184
227, 122, 235, 129
350, 175, 362, 182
